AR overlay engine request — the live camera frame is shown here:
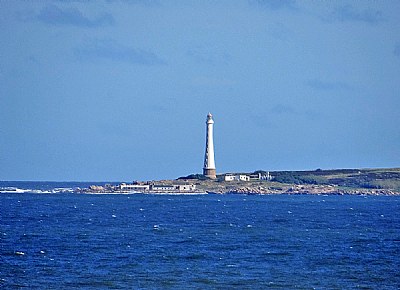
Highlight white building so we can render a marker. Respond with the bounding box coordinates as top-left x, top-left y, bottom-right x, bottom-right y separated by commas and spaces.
224, 174, 236, 181
151, 185, 176, 191
119, 183, 150, 192
151, 184, 197, 192
224, 174, 250, 181
177, 184, 196, 191
238, 175, 250, 181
